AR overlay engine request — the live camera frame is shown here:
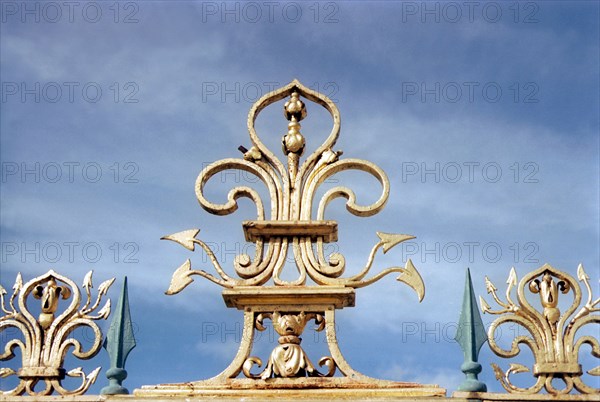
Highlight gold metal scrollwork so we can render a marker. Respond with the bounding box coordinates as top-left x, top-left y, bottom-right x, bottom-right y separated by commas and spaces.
140, 80, 444, 396
163, 79, 424, 297
481, 263, 599, 395
0, 270, 114, 396
242, 312, 335, 380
